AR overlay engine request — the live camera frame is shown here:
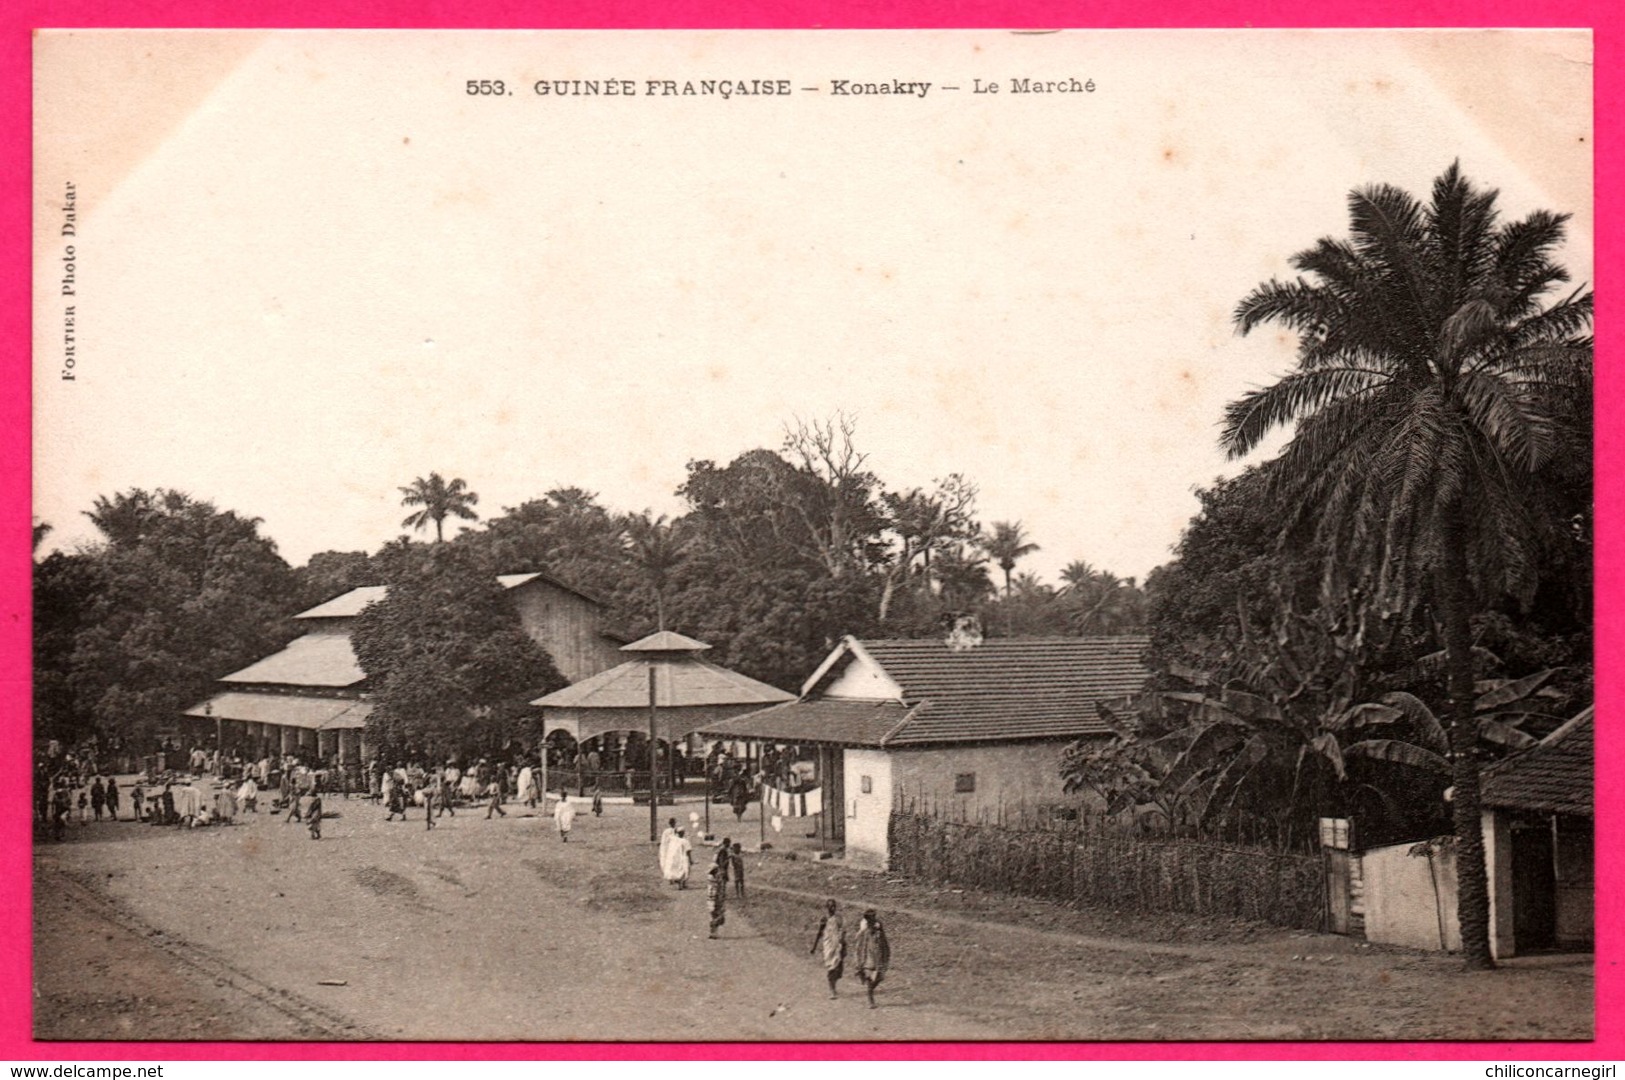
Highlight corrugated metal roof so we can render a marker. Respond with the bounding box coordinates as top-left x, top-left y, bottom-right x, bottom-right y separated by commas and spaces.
1480, 706, 1593, 816
531, 657, 792, 710
184, 692, 370, 731
698, 699, 915, 747
292, 586, 388, 620
218, 632, 365, 688
293, 571, 603, 620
